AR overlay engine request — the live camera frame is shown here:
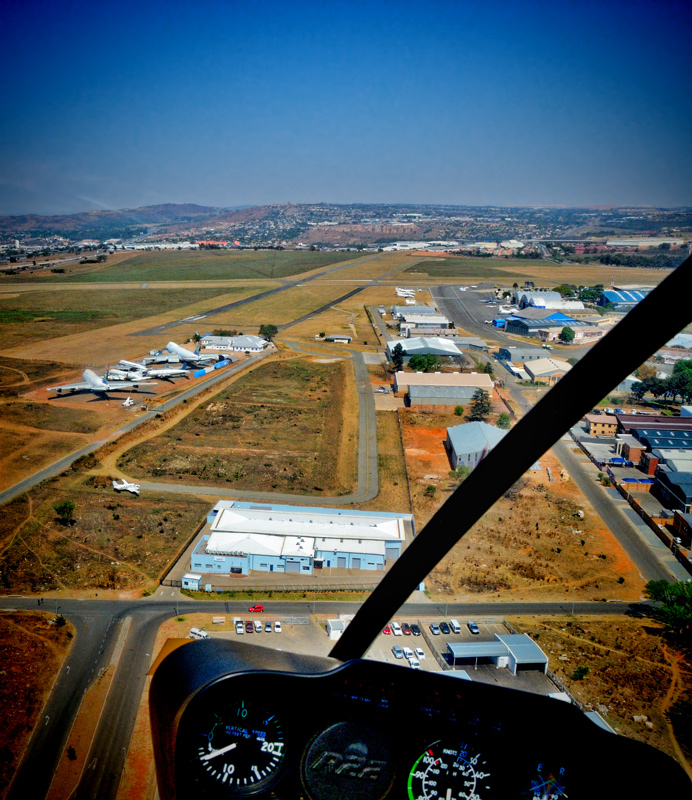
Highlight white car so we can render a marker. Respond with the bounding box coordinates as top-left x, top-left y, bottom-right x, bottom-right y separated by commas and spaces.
391, 622, 403, 636
254, 620, 262, 632
274, 621, 282, 633
408, 658, 421, 669
414, 647, 425, 660
403, 647, 414, 661
235, 622, 244, 635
